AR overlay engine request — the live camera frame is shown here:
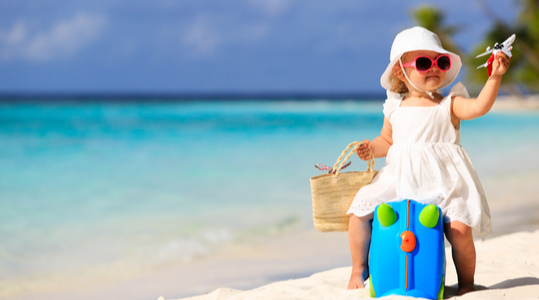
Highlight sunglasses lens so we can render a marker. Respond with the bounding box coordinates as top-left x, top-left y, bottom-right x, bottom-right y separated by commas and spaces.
437, 56, 451, 71
415, 57, 433, 71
